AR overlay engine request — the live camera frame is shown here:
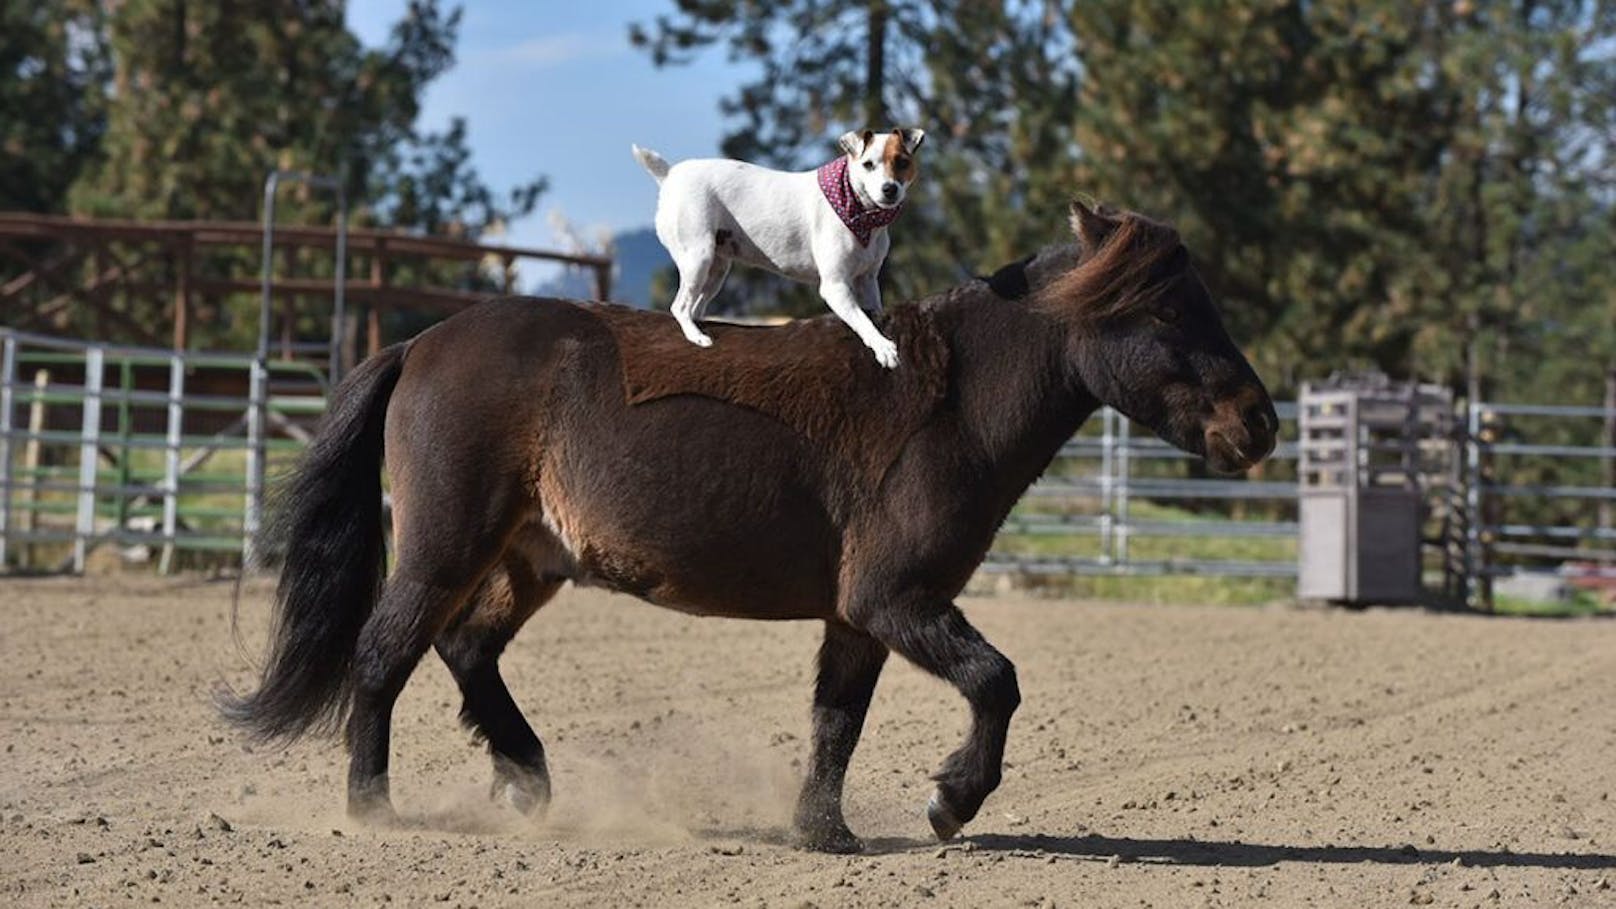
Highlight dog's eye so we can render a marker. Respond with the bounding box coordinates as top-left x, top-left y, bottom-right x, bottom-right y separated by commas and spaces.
894, 157, 910, 171
1151, 303, 1182, 325
862, 160, 876, 171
